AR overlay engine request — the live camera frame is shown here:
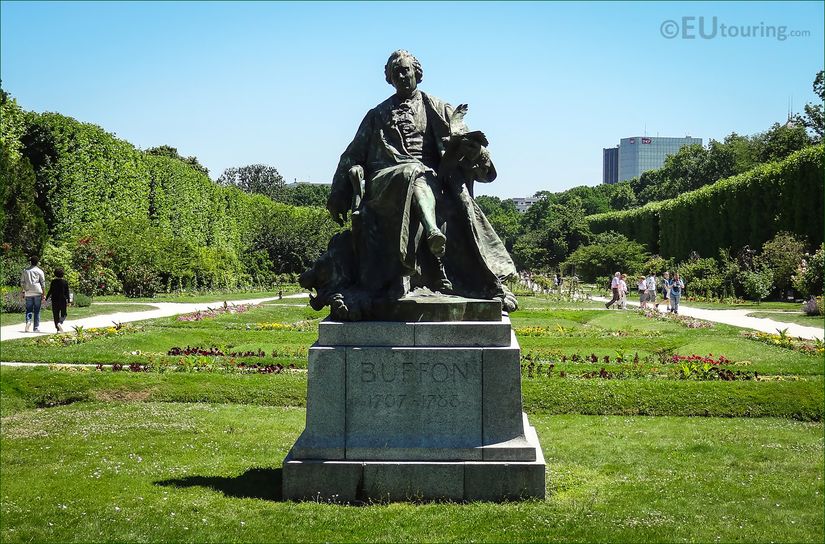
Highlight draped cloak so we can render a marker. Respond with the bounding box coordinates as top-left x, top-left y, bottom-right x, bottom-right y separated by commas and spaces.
329, 92, 517, 300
